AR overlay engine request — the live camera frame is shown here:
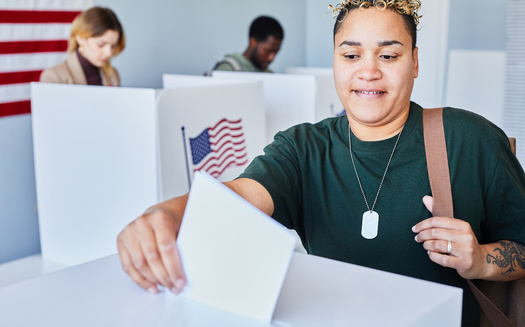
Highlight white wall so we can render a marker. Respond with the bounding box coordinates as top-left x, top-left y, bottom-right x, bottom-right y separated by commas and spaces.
304, 0, 337, 68
94, 0, 306, 88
